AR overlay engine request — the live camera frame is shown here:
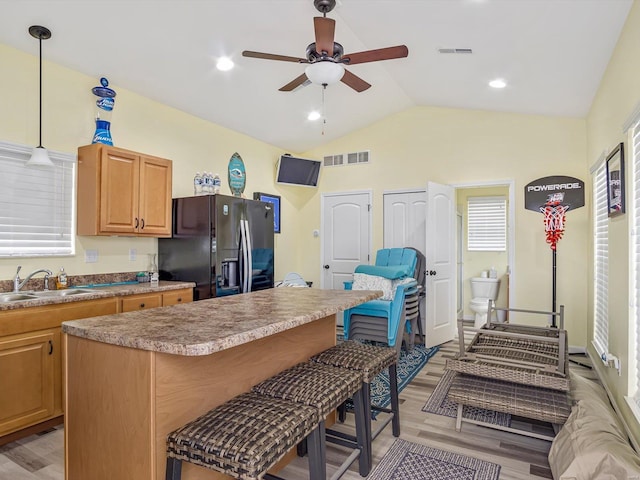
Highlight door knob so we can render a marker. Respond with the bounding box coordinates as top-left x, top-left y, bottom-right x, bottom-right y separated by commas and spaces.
323, 265, 330, 269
